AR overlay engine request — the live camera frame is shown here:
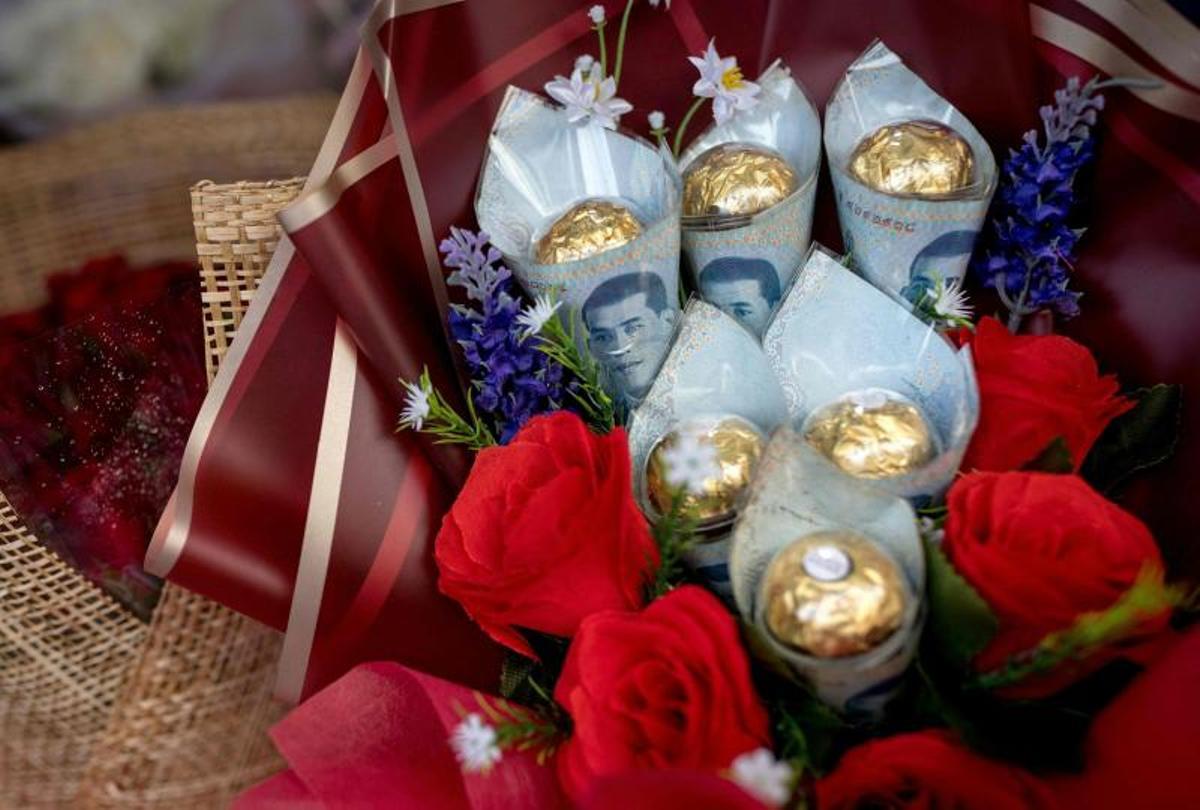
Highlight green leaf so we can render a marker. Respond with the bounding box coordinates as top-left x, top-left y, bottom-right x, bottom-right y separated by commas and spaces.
1082, 384, 1182, 494
1021, 436, 1073, 474
924, 538, 999, 668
